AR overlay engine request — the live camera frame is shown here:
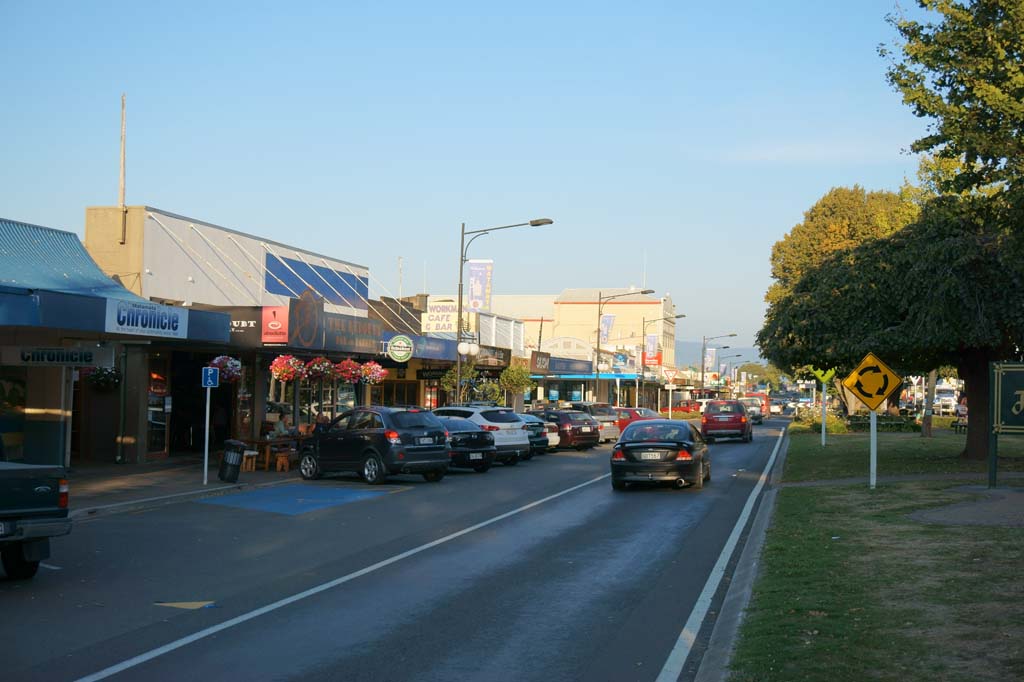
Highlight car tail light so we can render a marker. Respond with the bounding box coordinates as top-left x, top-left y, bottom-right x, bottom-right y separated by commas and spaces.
676, 449, 692, 461
481, 424, 500, 432
701, 416, 708, 425
385, 429, 402, 444
611, 445, 625, 461
740, 416, 747, 423
561, 423, 571, 431
444, 430, 450, 441
59, 479, 69, 508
